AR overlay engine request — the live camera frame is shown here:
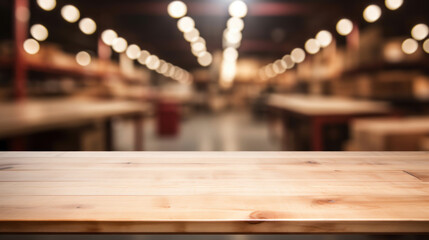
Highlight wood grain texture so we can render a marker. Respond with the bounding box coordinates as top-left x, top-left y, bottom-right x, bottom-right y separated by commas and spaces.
267, 94, 391, 116
0, 98, 148, 138
0, 152, 429, 233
